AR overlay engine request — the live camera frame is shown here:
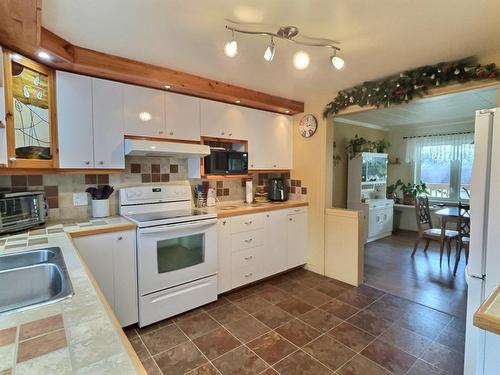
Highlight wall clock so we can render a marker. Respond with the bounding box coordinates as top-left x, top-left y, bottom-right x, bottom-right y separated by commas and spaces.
299, 114, 318, 138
